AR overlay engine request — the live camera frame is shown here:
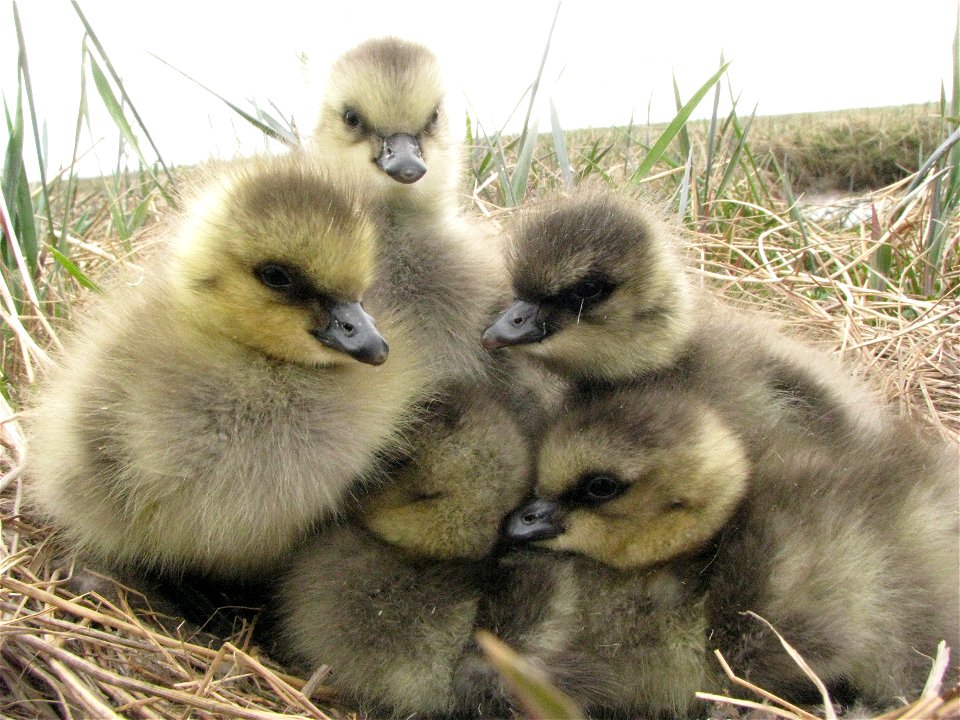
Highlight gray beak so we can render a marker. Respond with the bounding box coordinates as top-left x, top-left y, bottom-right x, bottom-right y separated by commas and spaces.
504, 498, 563, 543
481, 300, 546, 349
375, 133, 427, 184
312, 301, 389, 366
